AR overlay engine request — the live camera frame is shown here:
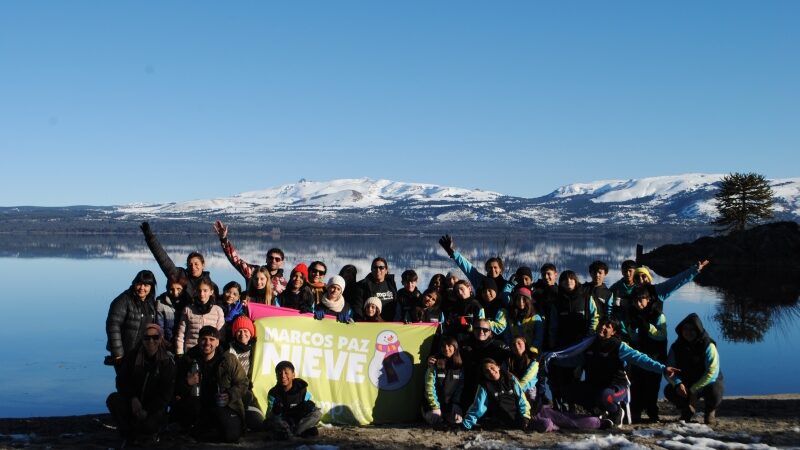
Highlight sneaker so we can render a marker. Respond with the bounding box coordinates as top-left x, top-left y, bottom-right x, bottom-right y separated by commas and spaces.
300, 427, 319, 438
599, 418, 614, 430
704, 410, 717, 426
680, 407, 695, 422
